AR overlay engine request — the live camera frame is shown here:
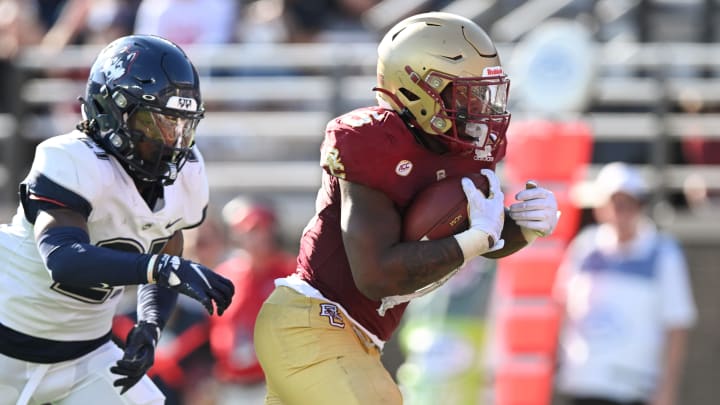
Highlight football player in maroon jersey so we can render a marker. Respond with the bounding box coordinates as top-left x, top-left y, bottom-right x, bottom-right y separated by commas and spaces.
254, 12, 559, 404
